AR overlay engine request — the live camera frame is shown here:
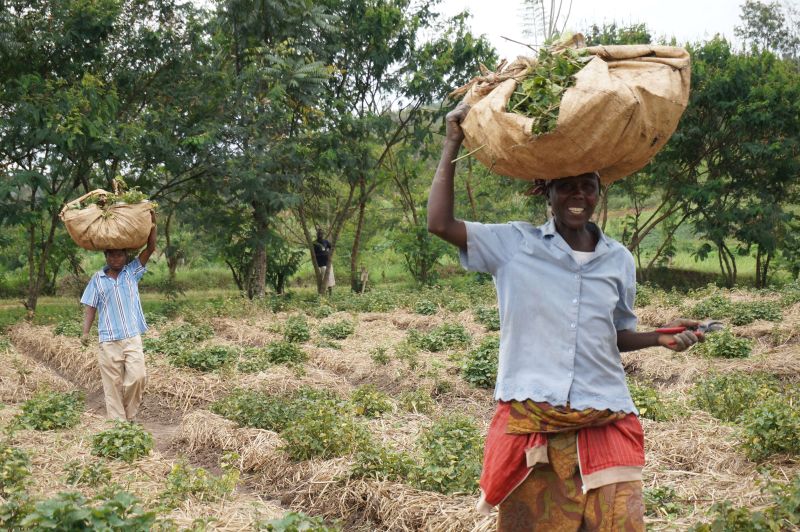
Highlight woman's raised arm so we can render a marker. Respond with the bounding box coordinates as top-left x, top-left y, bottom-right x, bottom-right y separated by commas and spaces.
427, 103, 470, 250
